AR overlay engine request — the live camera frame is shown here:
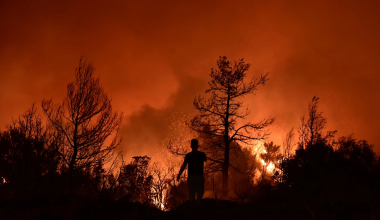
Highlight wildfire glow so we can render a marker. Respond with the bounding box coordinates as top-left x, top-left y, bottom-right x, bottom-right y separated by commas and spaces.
244, 141, 280, 178
261, 160, 275, 173
152, 193, 166, 210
